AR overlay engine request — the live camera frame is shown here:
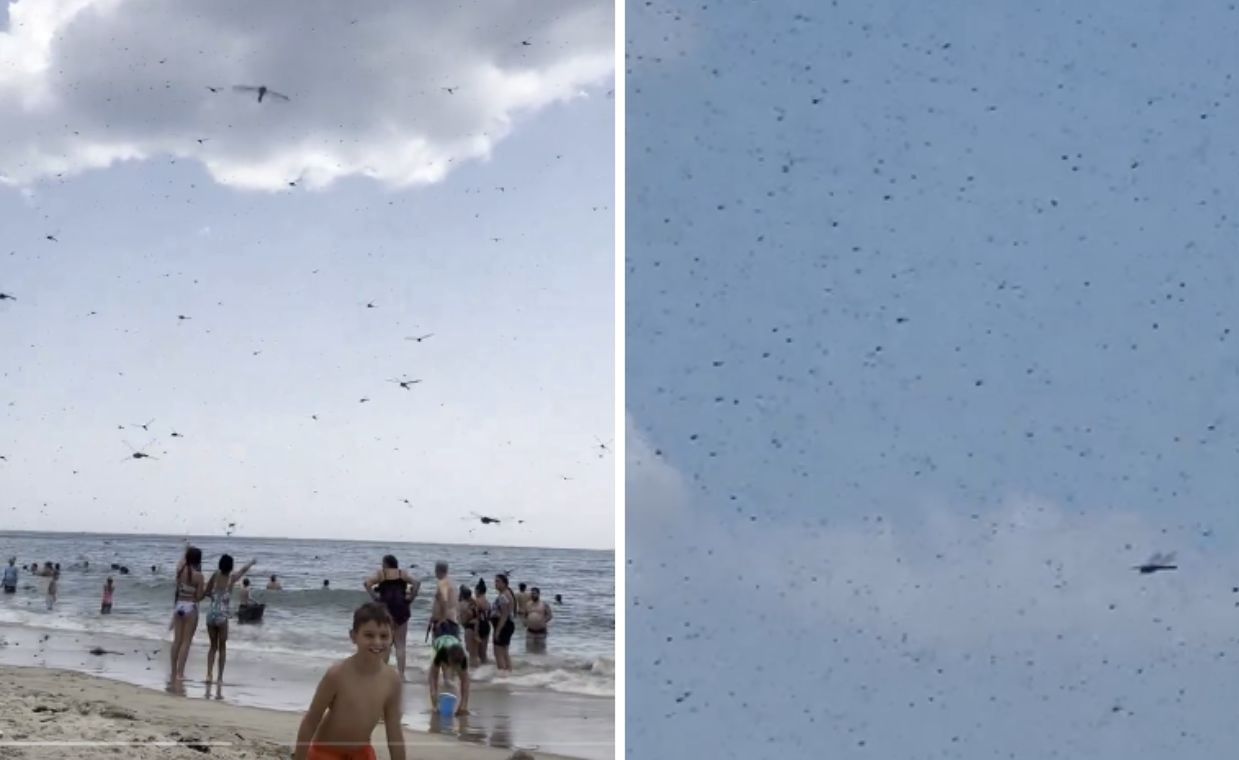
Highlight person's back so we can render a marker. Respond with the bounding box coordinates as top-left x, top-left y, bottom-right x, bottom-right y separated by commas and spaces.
101, 578, 114, 614
515, 584, 530, 619
431, 561, 458, 634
